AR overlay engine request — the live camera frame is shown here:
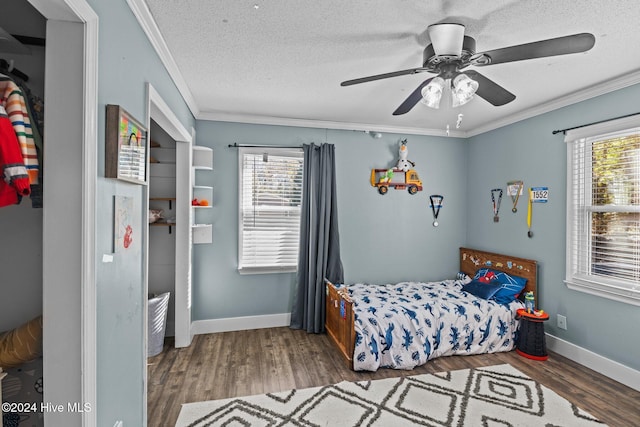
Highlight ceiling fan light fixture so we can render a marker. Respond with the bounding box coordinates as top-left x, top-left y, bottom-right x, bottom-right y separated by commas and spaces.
451, 73, 479, 107
420, 77, 445, 109
427, 23, 465, 56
